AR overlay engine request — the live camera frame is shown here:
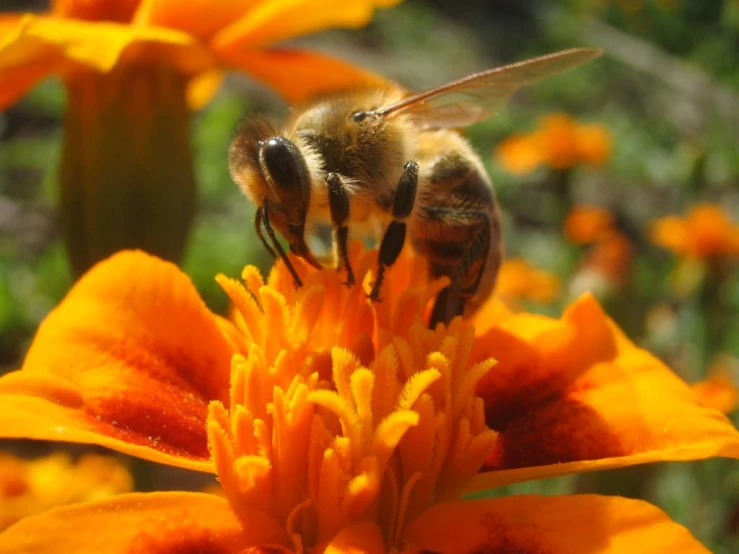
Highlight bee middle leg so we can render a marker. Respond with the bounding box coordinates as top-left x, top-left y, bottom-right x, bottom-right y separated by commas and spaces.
326, 173, 355, 286
368, 161, 419, 301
